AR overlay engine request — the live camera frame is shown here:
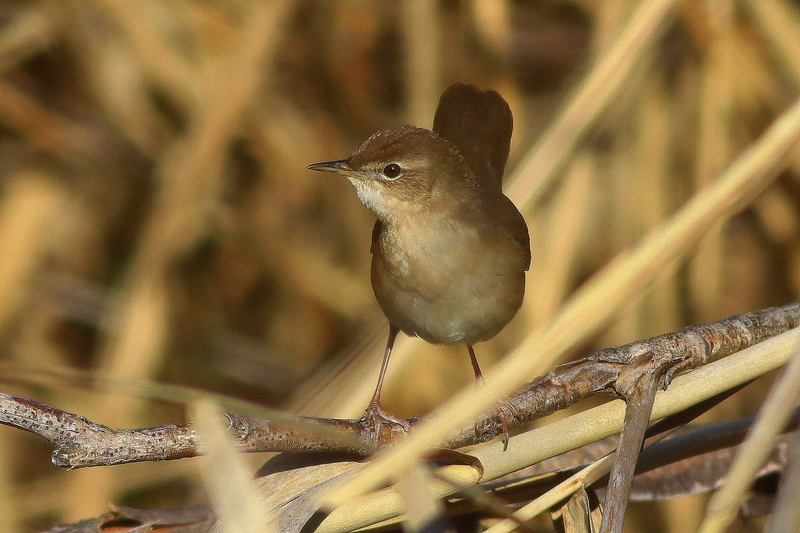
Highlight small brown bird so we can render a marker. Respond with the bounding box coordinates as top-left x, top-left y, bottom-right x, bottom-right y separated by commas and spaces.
309, 83, 530, 438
